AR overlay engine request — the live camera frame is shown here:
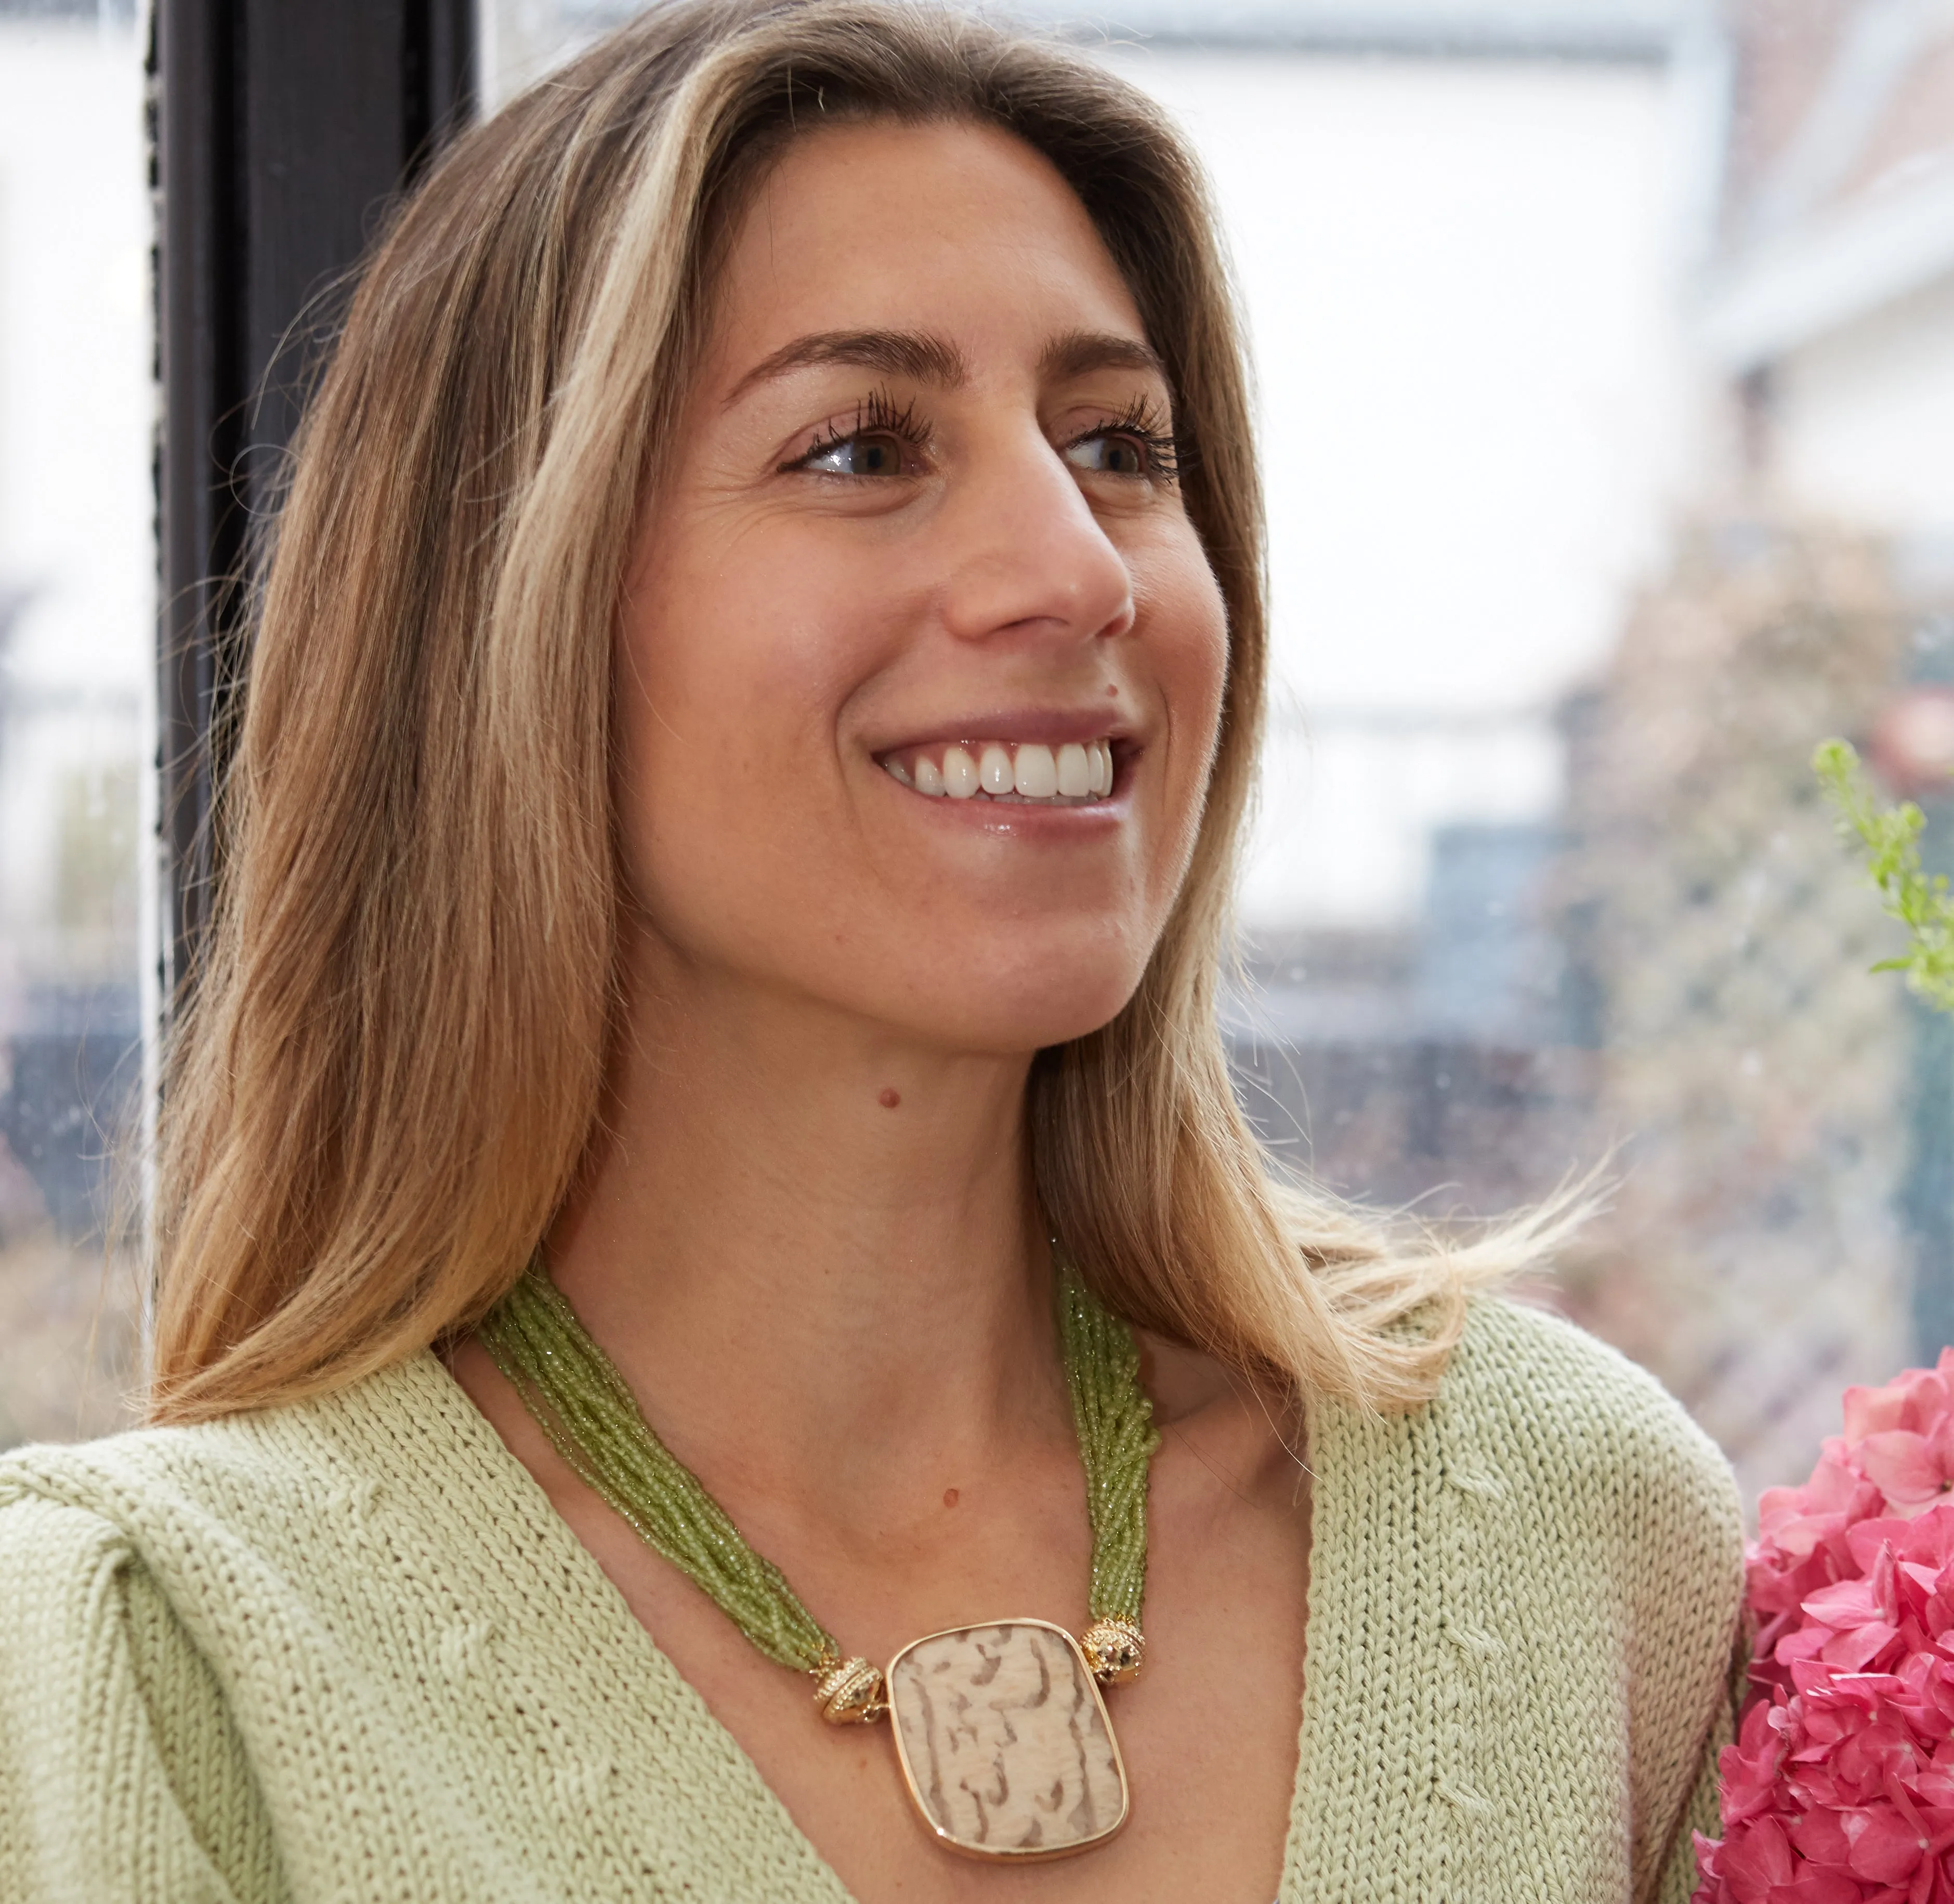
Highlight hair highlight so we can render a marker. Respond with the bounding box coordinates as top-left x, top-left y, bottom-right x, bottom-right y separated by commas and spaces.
150, 0, 1569, 1425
